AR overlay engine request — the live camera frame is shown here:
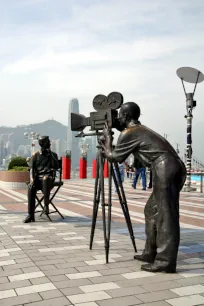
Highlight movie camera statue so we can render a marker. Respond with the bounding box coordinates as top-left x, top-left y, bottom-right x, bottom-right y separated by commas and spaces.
71, 92, 137, 263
